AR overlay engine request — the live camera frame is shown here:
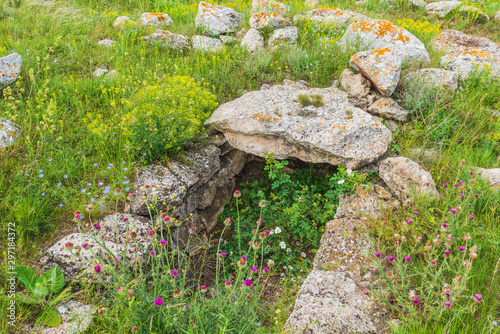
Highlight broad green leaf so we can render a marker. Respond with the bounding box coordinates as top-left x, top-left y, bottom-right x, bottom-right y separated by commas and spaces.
41, 309, 62, 327
40, 267, 65, 295
14, 292, 40, 305
15, 265, 37, 292
32, 282, 49, 301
